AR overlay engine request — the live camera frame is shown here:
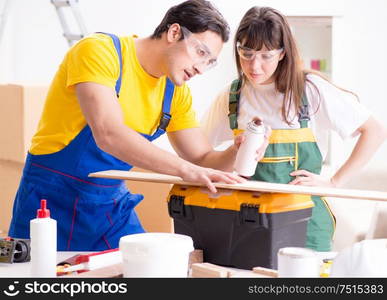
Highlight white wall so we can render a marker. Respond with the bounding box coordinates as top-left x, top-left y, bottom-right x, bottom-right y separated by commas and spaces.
330, 0, 387, 174
1, 0, 386, 174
